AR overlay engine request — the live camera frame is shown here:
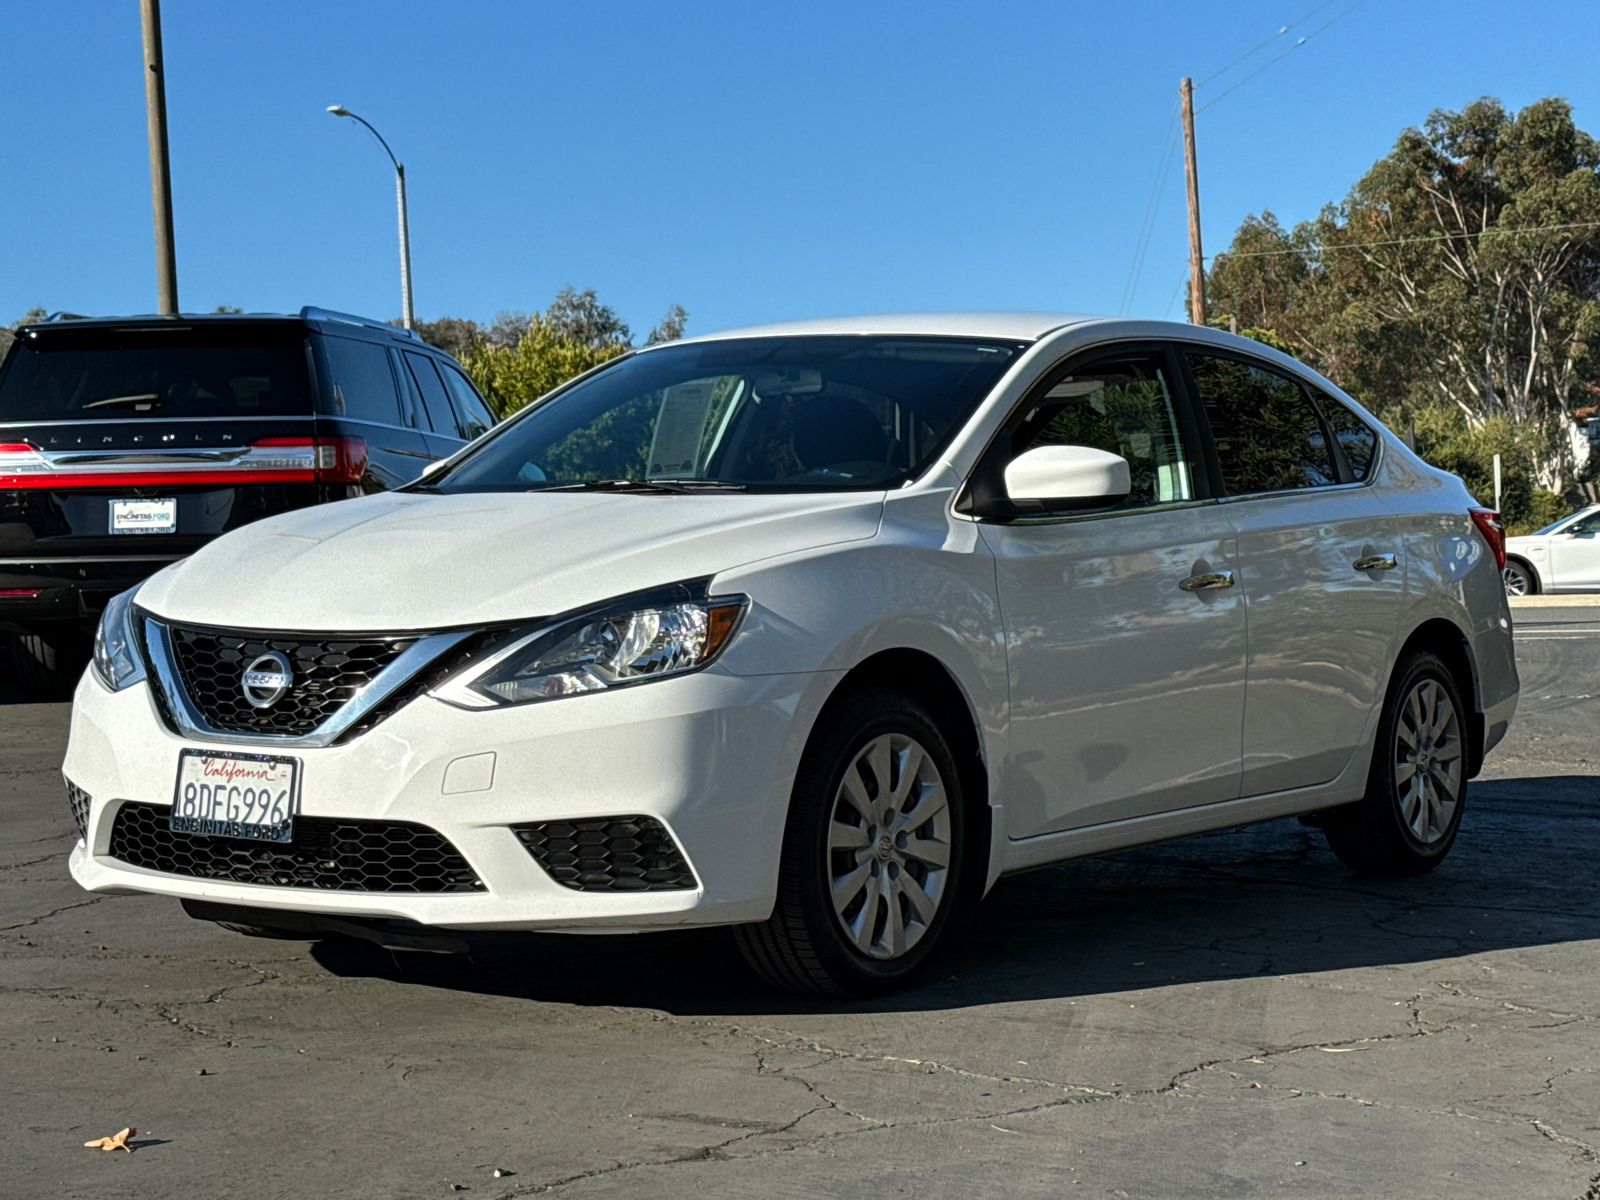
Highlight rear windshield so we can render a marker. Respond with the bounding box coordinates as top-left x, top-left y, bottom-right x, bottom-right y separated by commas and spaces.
0, 326, 314, 421
428, 335, 1024, 493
